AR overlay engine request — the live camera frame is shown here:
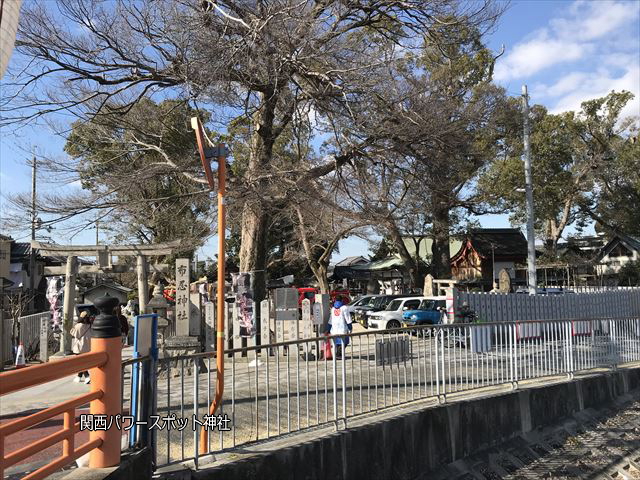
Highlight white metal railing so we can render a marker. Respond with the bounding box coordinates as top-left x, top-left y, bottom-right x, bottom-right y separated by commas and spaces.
151, 317, 640, 469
